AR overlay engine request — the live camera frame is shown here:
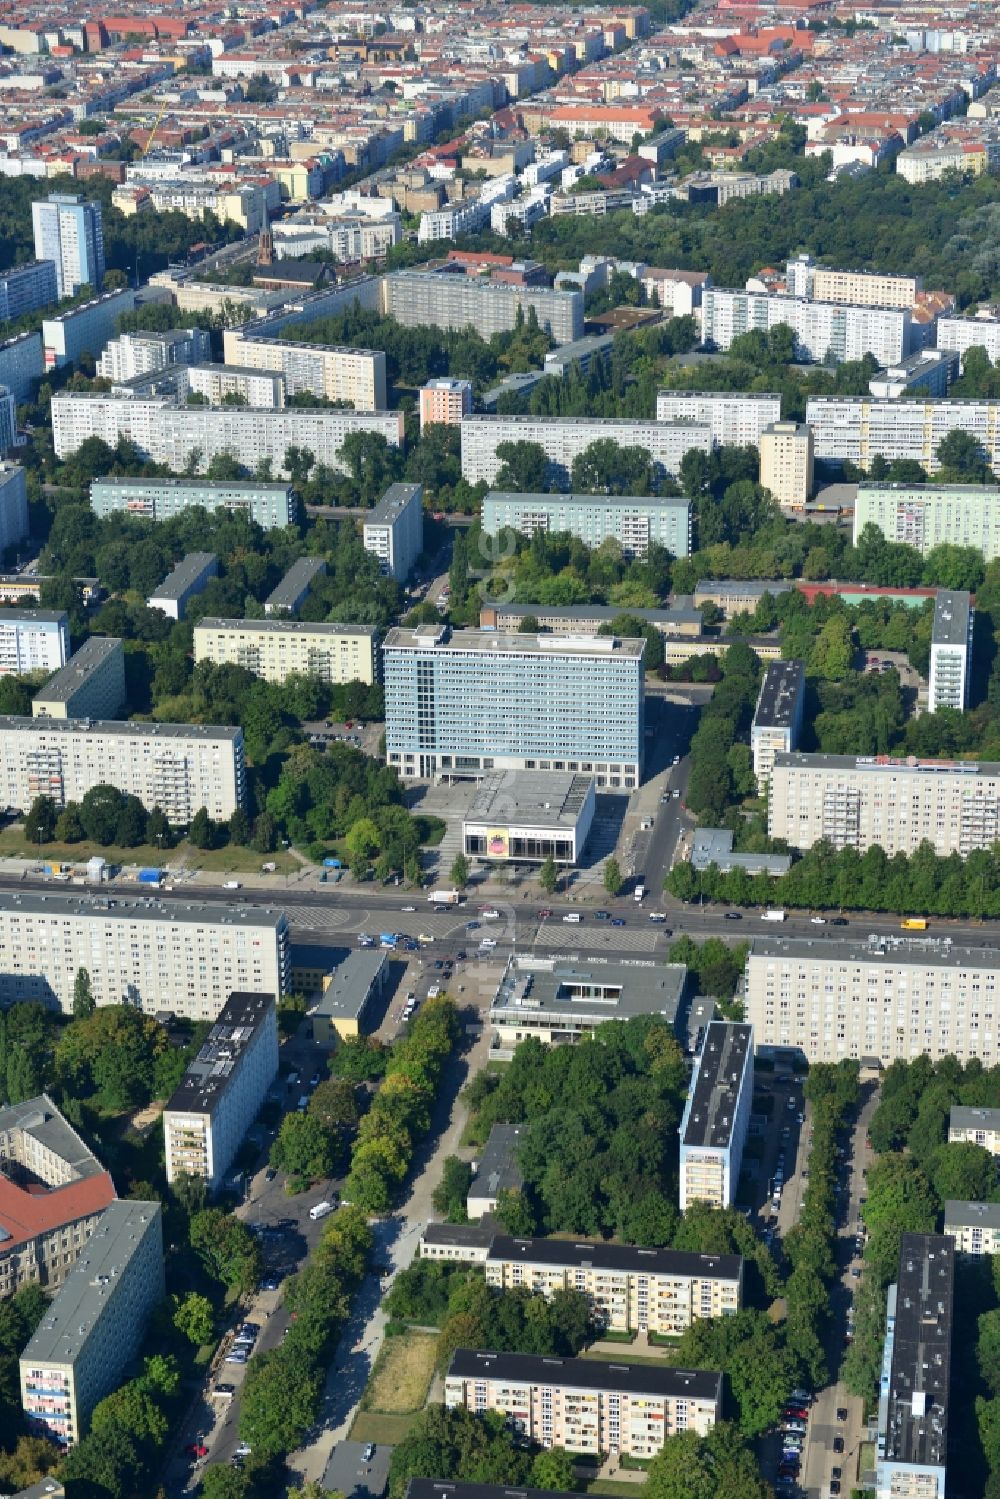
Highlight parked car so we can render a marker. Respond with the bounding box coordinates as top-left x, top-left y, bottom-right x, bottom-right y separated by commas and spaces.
611, 917, 626, 926
833, 1436, 845, 1454
363, 1444, 376, 1462
185, 1443, 209, 1459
